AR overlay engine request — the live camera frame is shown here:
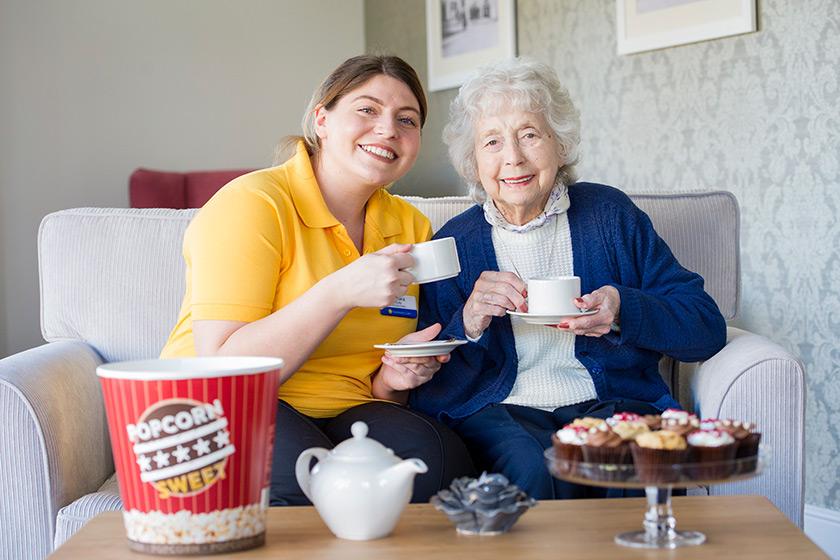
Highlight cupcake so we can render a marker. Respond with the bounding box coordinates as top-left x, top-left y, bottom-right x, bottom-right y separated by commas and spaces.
720, 419, 761, 472
551, 425, 589, 475
660, 408, 700, 437
630, 431, 688, 483
686, 429, 737, 480
606, 413, 650, 441
581, 428, 631, 481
